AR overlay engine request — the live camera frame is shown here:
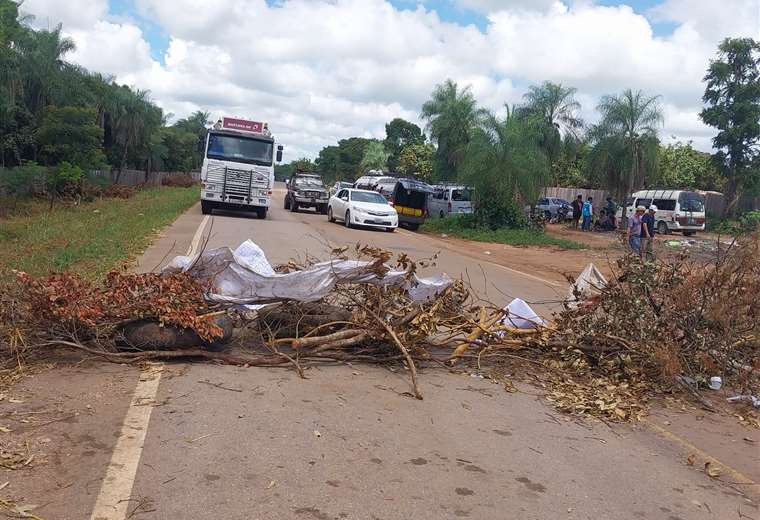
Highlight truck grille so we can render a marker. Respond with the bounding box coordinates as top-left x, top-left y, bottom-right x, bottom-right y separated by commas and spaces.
206, 164, 270, 201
